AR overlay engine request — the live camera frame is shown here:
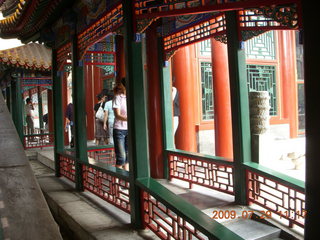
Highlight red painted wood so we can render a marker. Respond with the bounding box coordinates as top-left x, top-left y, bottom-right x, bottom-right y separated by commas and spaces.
146, 21, 164, 178
172, 45, 197, 152
211, 39, 233, 159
